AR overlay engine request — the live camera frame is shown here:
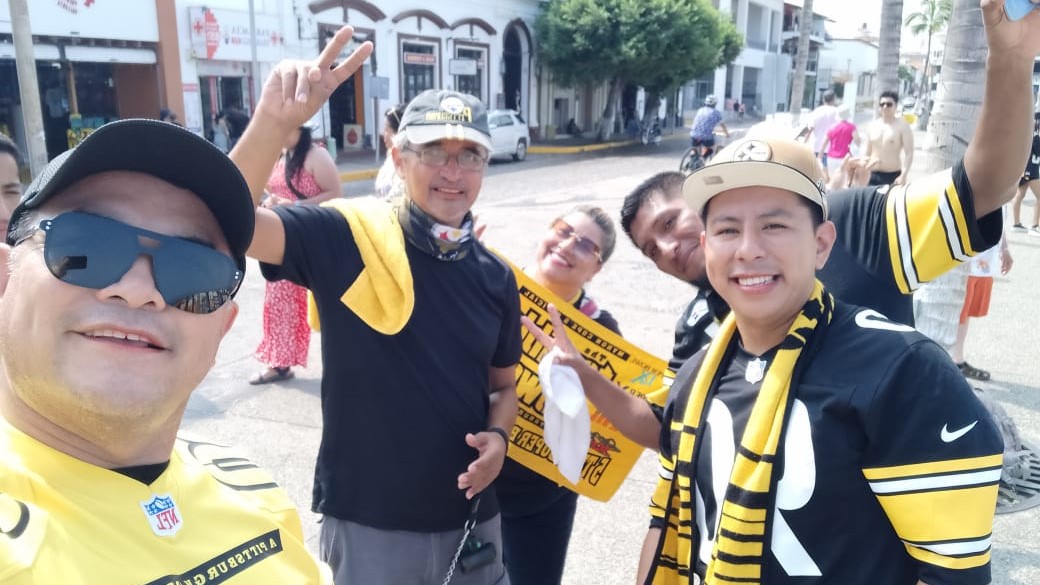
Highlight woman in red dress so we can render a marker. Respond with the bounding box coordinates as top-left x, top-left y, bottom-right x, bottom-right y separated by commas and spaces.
250, 124, 341, 384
